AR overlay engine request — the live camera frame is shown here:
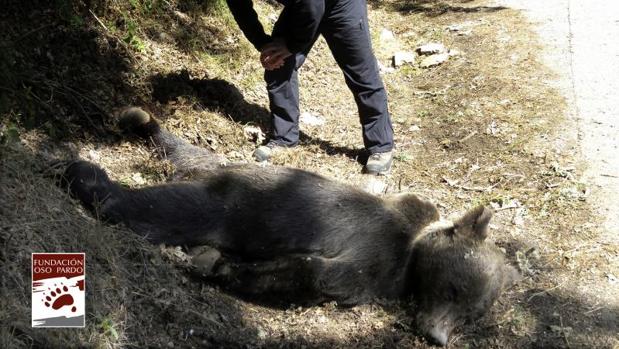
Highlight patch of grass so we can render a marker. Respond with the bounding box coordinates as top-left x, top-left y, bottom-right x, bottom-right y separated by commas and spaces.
129, 0, 165, 15
99, 317, 120, 341
0, 121, 21, 145
203, 0, 229, 16
428, 28, 445, 42
397, 64, 422, 78
508, 304, 537, 336
198, 47, 256, 80
416, 110, 431, 119
394, 153, 413, 163
54, 0, 84, 27
441, 111, 465, 123
122, 14, 147, 52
